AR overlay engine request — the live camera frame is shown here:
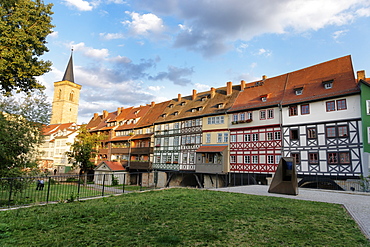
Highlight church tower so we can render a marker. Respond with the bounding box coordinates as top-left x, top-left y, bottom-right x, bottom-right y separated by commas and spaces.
50, 54, 82, 124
